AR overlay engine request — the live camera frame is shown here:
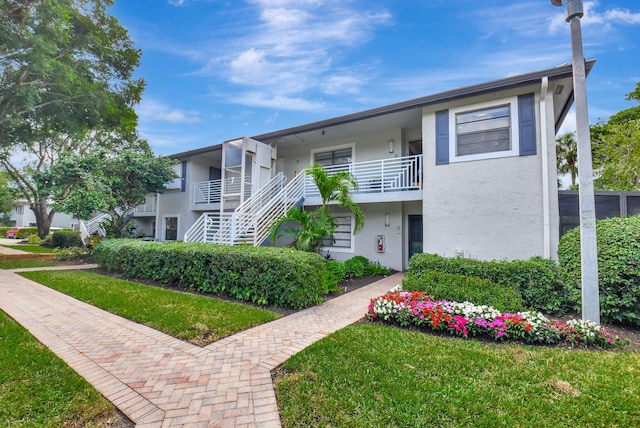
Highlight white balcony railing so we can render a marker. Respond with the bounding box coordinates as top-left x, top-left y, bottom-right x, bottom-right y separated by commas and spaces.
134, 195, 158, 213
193, 177, 252, 204
304, 154, 423, 198
185, 154, 423, 245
